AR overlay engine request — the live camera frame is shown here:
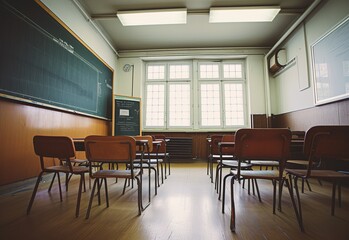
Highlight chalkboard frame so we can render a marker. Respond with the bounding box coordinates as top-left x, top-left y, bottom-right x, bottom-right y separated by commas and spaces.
0, 0, 114, 120
311, 15, 349, 105
113, 95, 142, 136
